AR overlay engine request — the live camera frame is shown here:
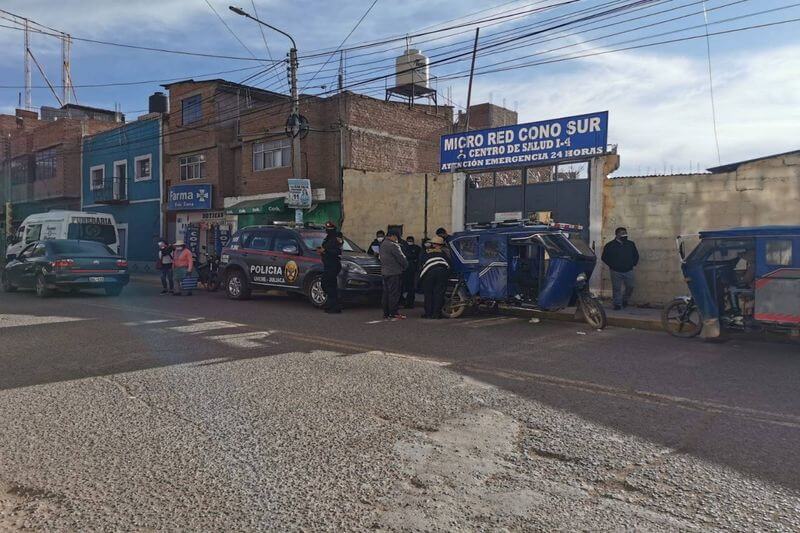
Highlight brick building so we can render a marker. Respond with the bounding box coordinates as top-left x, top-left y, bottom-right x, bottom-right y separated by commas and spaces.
0, 108, 120, 247
161, 78, 454, 244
